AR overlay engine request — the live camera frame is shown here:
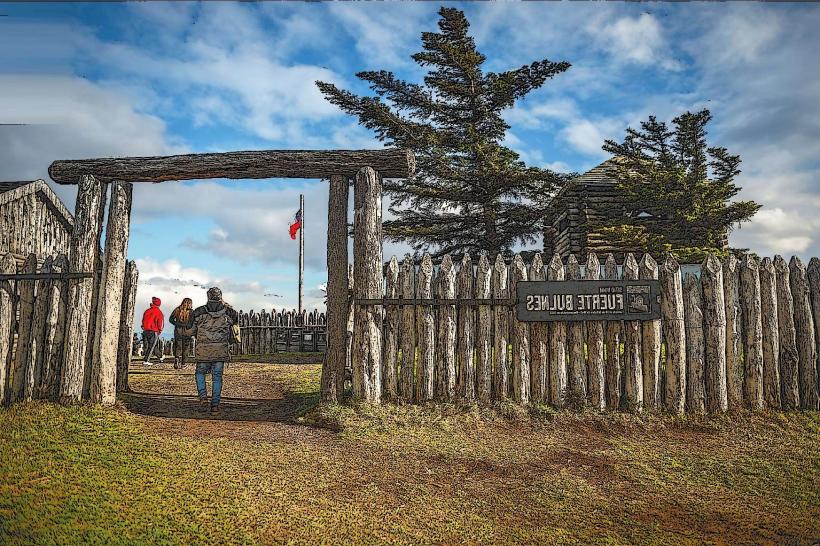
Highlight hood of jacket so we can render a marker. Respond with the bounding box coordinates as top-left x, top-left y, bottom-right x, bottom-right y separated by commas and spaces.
205, 300, 224, 313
